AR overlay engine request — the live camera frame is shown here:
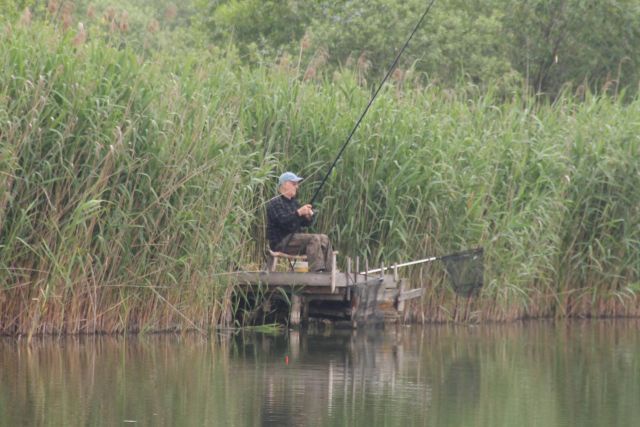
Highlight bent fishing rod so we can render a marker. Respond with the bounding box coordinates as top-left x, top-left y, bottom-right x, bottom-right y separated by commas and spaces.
308, 0, 437, 207
279, 0, 436, 253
